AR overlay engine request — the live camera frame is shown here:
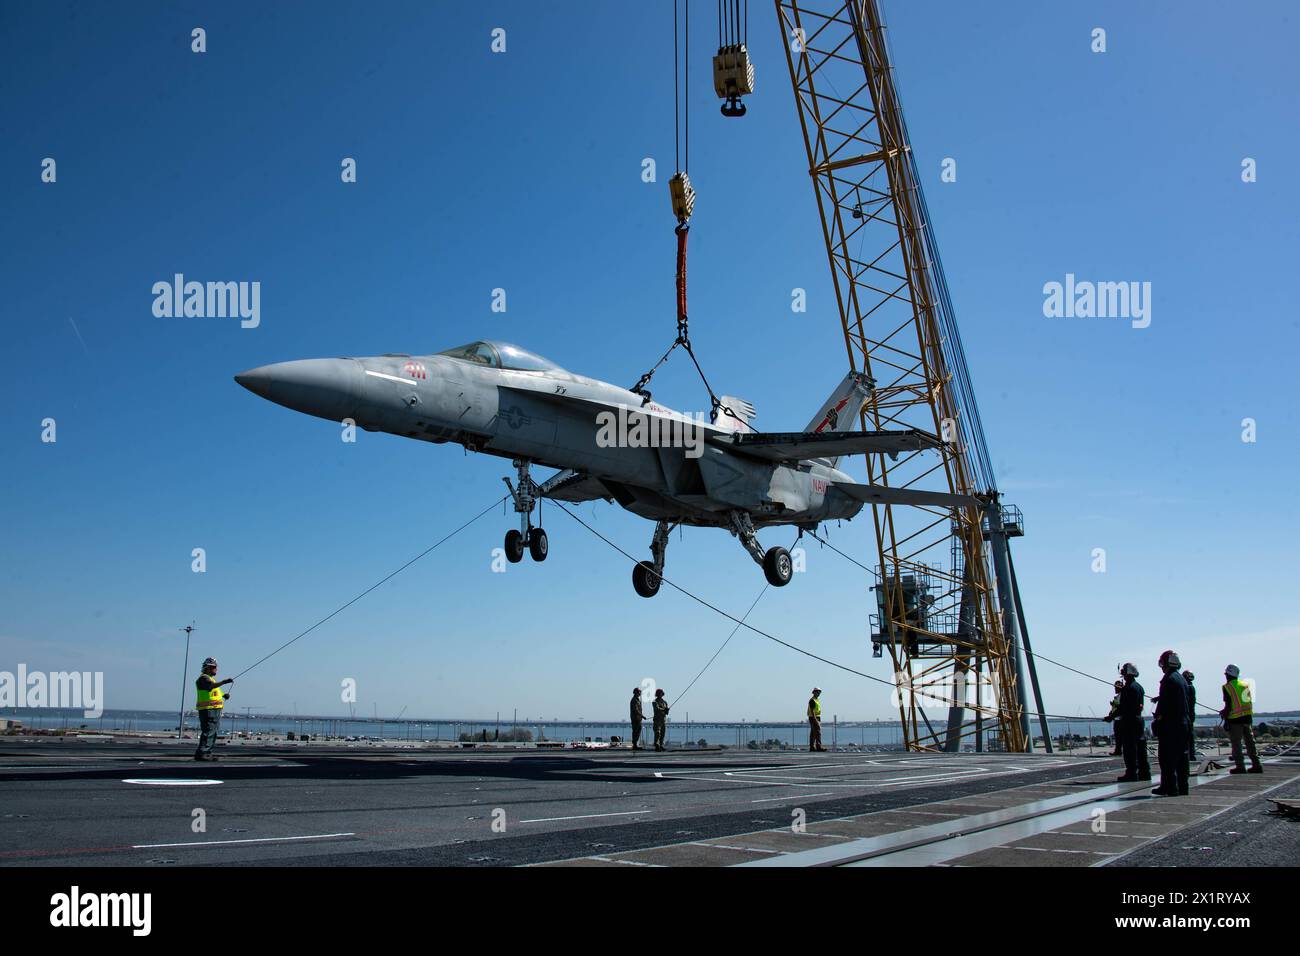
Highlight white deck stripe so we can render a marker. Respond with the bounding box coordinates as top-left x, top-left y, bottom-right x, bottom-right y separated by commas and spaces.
133, 832, 355, 849
519, 810, 652, 823
752, 792, 835, 802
